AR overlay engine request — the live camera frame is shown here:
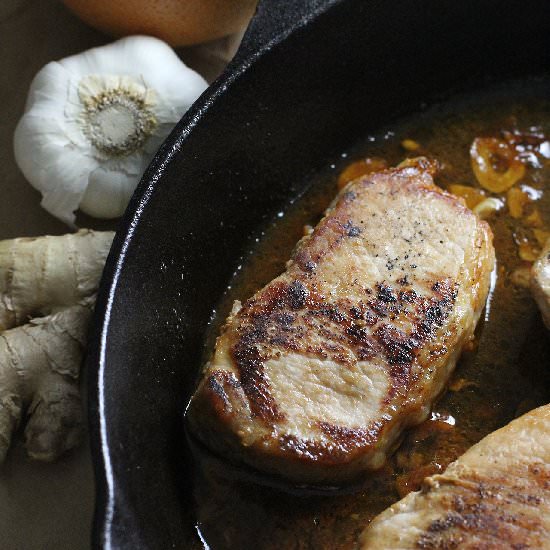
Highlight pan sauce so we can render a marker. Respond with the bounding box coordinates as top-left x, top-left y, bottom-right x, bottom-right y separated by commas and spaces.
192, 78, 550, 549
